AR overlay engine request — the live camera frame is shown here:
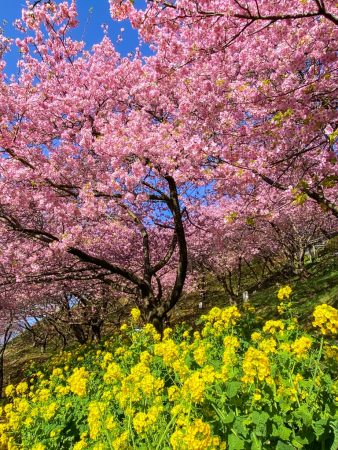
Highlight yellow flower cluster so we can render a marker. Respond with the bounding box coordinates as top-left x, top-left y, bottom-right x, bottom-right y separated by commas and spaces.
262, 320, 285, 334
154, 338, 180, 365
130, 307, 141, 322
291, 336, 312, 358
242, 347, 271, 384
16, 381, 29, 395
5, 384, 15, 397
2, 302, 337, 450
193, 341, 209, 366
182, 370, 207, 403
251, 332, 261, 341
133, 405, 163, 434
201, 306, 241, 336
88, 401, 108, 439
312, 303, 338, 335
31, 444, 46, 450
103, 362, 122, 384
143, 323, 161, 341
170, 419, 226, 450
67, 367, 90, 397
277, 285, 292, 300
258, 337, 277, 354
324, 344, 338, 361
116, 361, 164, 408
73, 439, 87, 450
223, 335, 240, 370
